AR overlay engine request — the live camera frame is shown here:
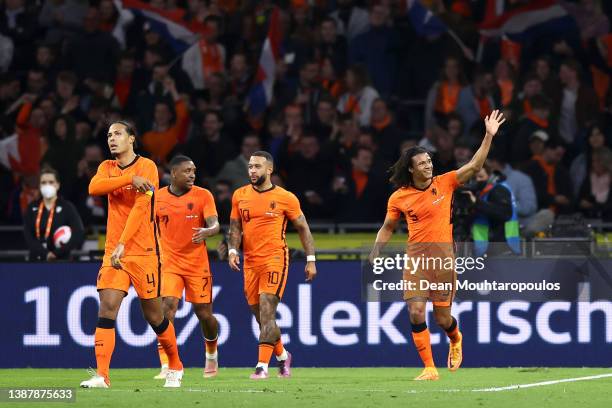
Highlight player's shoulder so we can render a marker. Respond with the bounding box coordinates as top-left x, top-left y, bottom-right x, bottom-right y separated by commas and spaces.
232, 184, 252, 198
434, 170, 458, 185
156, 186, 170, 197
273, 185, 299, 201
192, 185, 215, 199
389, 186, 410, 200
135, 155, 157, 170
